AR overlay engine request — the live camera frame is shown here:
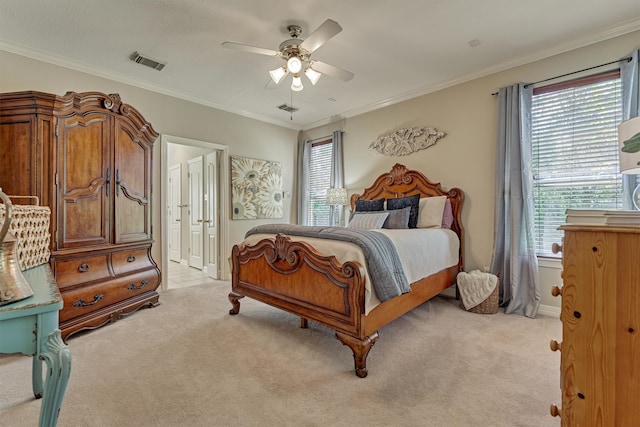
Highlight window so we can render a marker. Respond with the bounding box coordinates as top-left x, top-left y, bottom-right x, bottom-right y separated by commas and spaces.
531, 71, 623, 256
305, 138, 333, 225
